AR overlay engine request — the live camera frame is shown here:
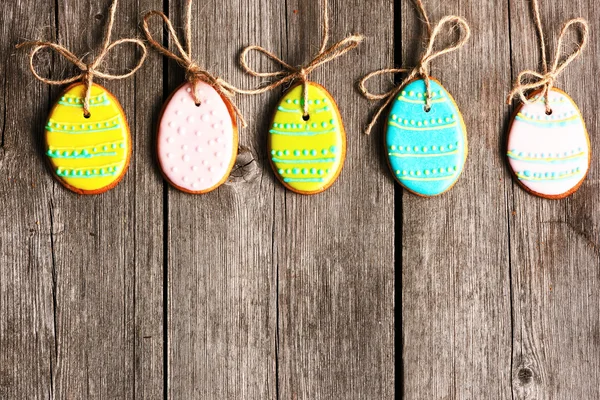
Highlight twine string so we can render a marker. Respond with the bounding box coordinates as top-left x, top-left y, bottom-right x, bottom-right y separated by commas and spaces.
16, 0, 147, 118
238, 0, 364, 118
142, 0, 248, 127
506, 8, 589, 113
358, 1, 470, 135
